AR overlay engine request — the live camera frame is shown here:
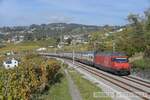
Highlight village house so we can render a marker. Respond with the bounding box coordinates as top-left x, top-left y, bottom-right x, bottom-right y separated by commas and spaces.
3, 58, 19, 69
